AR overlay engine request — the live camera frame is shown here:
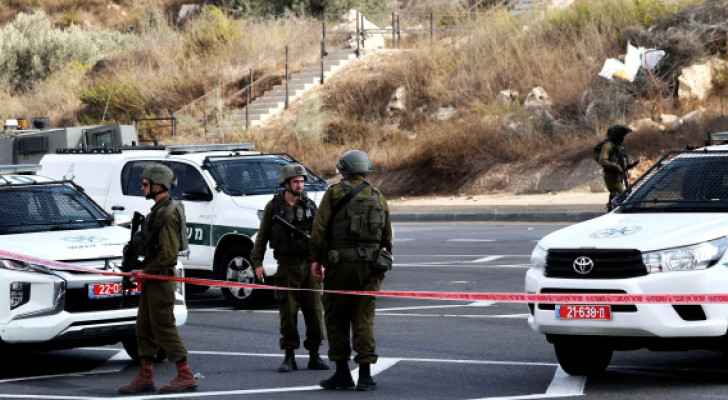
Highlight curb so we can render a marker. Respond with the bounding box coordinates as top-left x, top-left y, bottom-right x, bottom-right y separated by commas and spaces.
390, 211, 604, 223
